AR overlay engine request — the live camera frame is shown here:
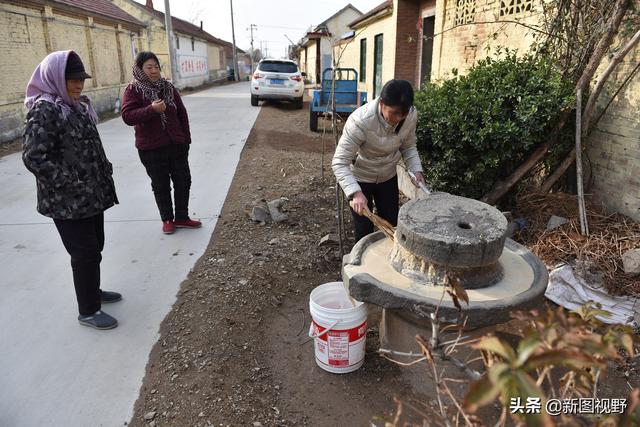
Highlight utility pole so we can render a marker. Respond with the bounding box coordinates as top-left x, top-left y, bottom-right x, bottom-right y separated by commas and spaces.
249, 24, 257, 73
163, 0, 178, 86
284, 34, 295, 60
230, 0, 239, 82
